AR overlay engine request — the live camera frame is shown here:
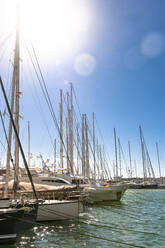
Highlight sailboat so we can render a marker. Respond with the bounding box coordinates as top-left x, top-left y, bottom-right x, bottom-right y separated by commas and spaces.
0, 5, 39, 244
0, 76, 38, 243
0, 3, 84, 223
